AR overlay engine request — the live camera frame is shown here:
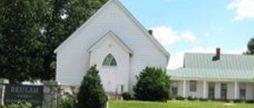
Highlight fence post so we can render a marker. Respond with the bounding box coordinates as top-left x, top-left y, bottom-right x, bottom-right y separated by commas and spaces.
0, 78, 9, 106
42, 81, 59, 108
